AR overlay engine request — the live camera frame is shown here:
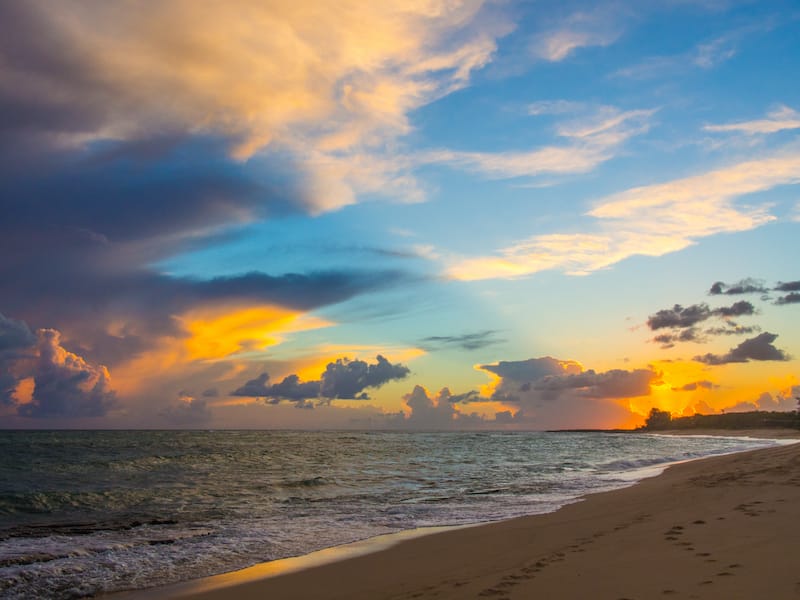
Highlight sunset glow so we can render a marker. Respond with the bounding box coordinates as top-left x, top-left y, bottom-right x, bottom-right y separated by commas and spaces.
0, 0, 797, 429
